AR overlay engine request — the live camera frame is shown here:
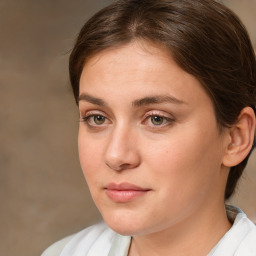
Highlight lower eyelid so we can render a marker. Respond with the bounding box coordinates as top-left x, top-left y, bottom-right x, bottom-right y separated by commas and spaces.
143, 116, 174, 126
81, 114, 112, 127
